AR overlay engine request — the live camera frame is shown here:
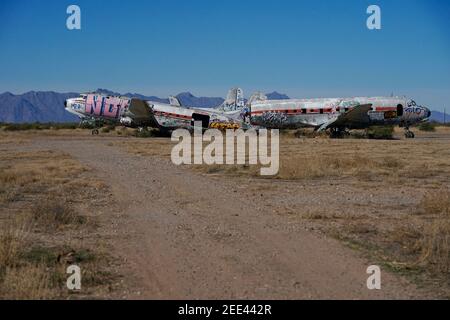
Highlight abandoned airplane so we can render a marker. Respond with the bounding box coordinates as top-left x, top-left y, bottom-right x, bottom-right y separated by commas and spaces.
64, 88, 431, 138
